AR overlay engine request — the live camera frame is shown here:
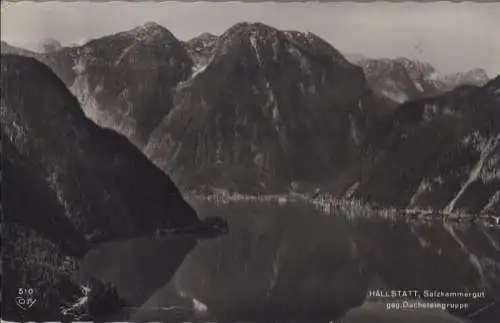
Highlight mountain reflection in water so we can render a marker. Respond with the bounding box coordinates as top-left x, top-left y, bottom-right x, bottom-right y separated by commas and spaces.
80, 199, 500, 322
